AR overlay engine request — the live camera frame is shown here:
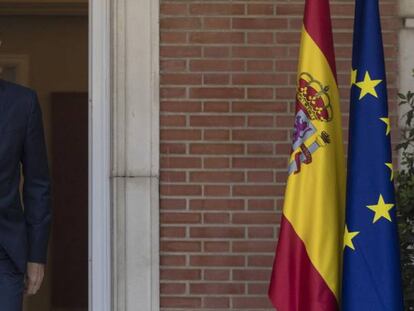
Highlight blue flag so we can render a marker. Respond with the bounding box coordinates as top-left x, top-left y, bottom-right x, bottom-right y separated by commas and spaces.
341, 0, 404, 310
